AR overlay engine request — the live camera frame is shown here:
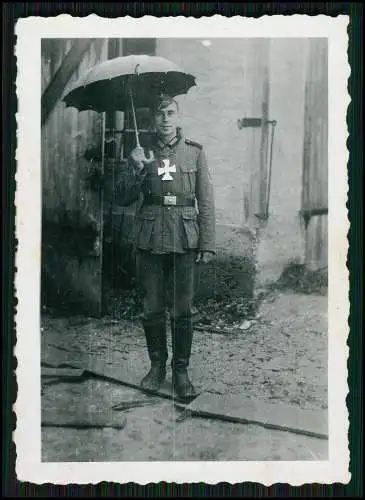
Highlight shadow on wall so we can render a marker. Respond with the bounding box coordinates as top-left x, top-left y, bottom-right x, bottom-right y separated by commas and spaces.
102, 206, 257, 300
101, 221, 257, 322
194, 223, 256, 302
41, 214, 101, 311
102, 220, 257, 298
41, 219, 327, 320
41, 214, 257, 316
